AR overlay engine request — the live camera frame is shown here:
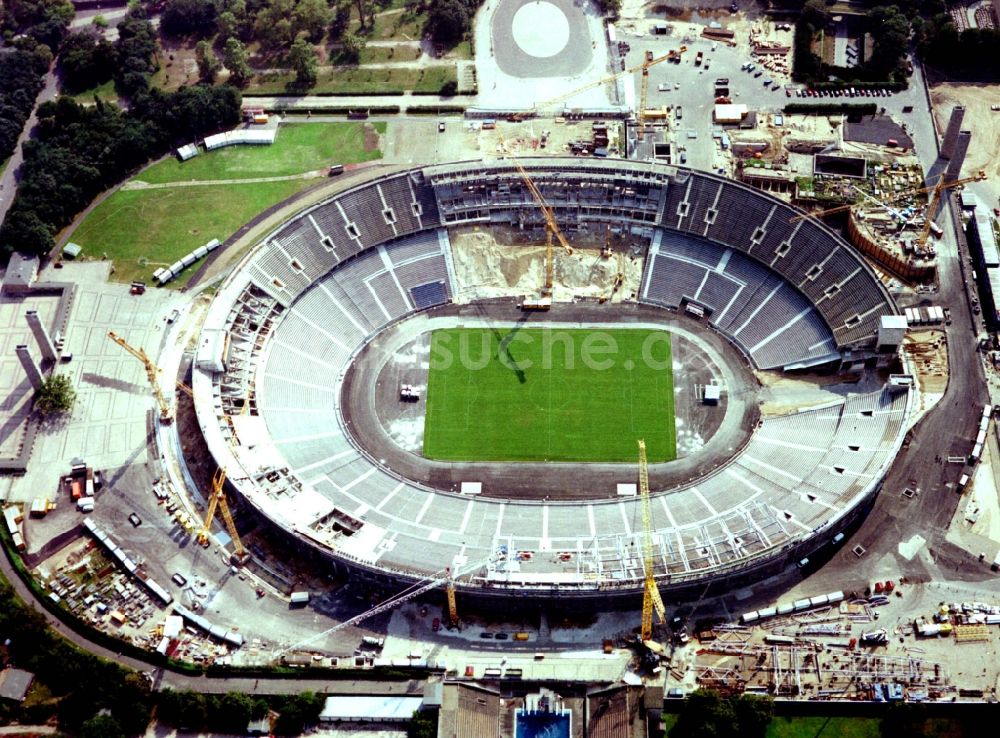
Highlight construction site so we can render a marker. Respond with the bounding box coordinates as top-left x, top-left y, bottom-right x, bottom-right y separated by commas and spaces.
2, 5, 1000, 735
